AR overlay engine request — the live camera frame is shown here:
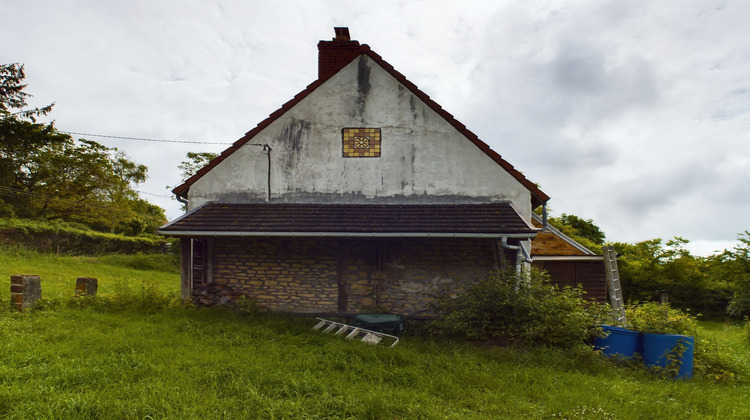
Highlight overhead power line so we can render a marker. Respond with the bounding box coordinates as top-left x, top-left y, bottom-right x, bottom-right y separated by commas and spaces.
136, 190, 172, 199
60, 131, 232, 145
